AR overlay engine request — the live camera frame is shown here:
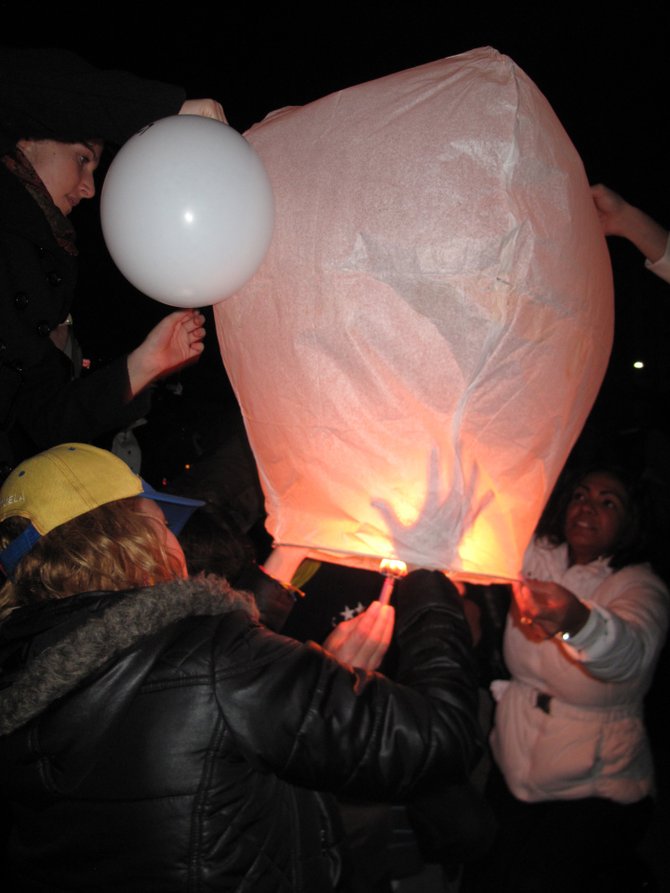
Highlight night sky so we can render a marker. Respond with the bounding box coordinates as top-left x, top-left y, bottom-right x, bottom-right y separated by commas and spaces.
6, 5, 670, 480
